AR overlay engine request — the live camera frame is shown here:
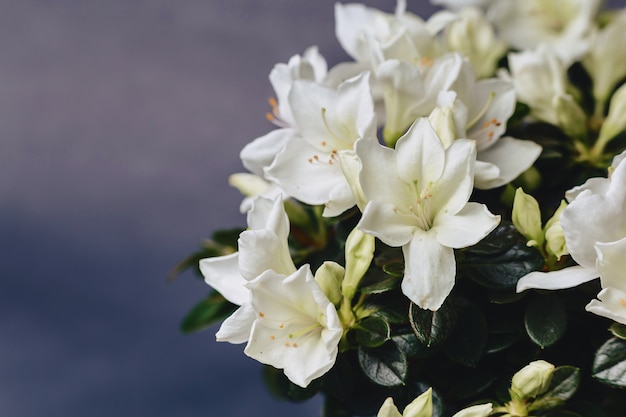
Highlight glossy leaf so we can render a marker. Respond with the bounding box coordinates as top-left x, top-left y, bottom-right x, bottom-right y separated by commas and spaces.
592, 337, 626, 388
358, 342, 408, 387
180, 291, 238, 333
524, 294, 567, 348
442, 299, 487, 366
409, 301, 457, 347
355, 316, 391, 348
